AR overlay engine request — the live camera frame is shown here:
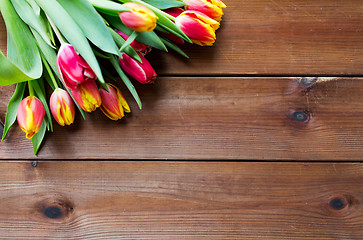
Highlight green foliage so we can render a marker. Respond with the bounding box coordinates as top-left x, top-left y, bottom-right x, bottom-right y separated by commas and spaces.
1, 82, 26, 141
